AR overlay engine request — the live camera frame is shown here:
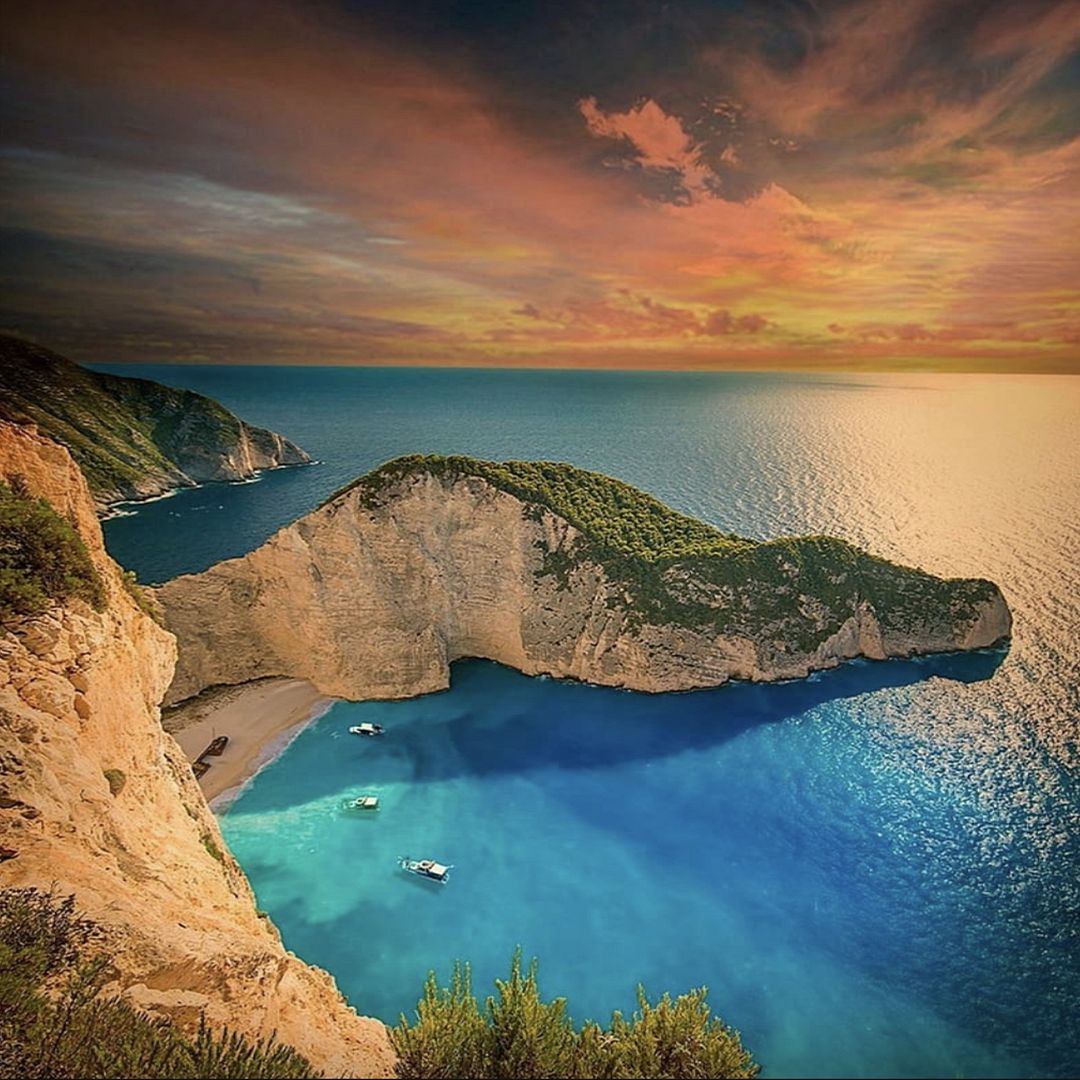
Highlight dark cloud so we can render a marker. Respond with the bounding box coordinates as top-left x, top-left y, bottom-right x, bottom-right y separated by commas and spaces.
0, 0, 1076, 368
